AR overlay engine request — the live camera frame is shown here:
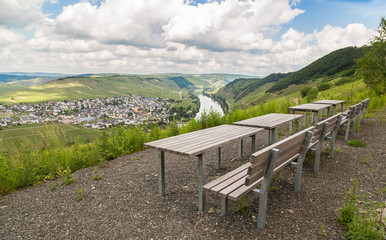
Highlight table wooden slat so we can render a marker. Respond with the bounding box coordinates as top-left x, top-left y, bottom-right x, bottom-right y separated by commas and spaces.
144, 125, 263, 156
288, 103, 331, 111
233, 113, 303, 129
